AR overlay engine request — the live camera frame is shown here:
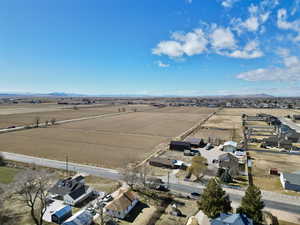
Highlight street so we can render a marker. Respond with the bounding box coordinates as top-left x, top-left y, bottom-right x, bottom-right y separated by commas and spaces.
2, 151, 300, 218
